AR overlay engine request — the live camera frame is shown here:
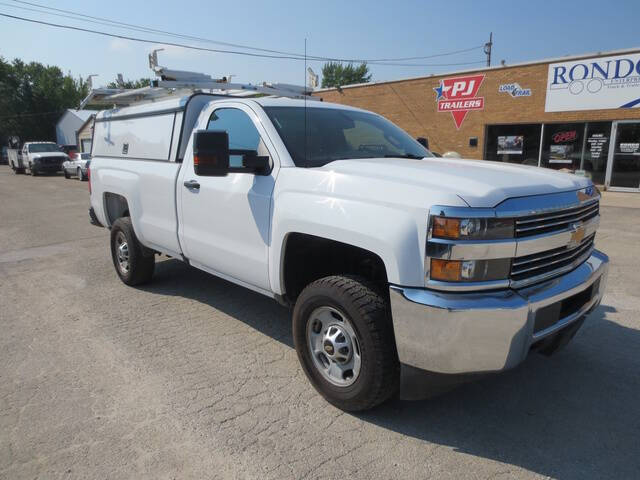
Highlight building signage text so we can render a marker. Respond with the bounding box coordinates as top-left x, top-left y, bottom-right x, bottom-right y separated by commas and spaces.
620, 143, 640, 154
434, 74, 485, 129
498, 83, 532, 97
552, 130, 578, 143
587, 134, 608, 159
545, 52, 640, 112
